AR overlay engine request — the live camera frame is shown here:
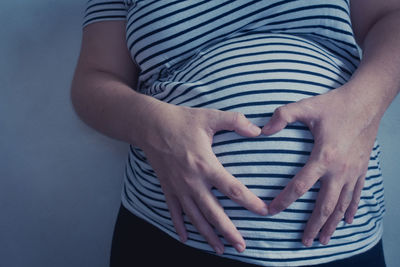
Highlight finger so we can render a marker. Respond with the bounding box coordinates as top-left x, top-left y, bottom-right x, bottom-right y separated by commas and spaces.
194, 188, 246, 253
164, 193, 187, 242
208, 110, 261, 137
302, 178, 342, 247
208, 157, 268, 216
180, 196, 225, 255
345, 175, 365, 224
268, 160, 323, 216
261, 102, 307, 136
319, 184, 353, 245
